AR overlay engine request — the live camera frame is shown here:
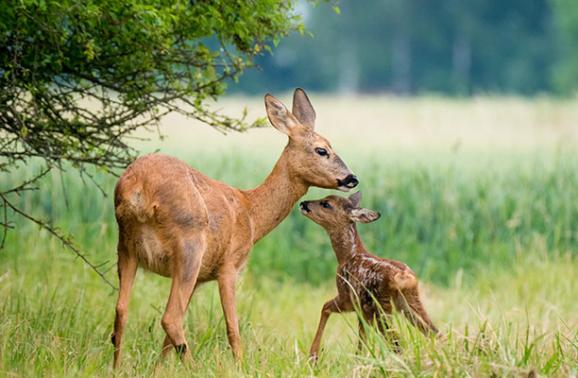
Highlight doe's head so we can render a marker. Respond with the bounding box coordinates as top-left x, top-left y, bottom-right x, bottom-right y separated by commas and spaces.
300, 192, 380, 229
264, 88, 358, 191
